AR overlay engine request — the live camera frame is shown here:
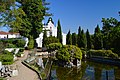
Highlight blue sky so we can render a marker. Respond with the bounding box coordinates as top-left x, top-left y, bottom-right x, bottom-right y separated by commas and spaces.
1, 0, 120, 34
44, 0, 120, 34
